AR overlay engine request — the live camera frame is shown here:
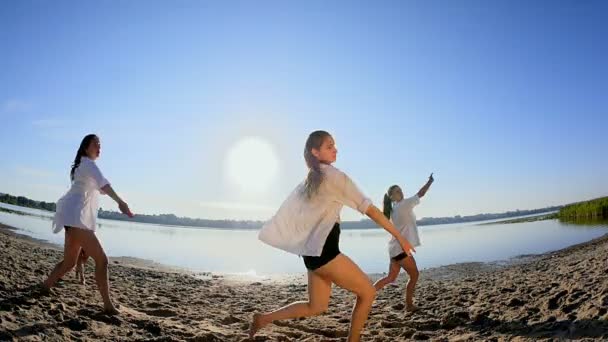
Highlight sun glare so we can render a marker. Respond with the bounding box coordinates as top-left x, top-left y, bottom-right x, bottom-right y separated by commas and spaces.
225, 137, 279, 193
